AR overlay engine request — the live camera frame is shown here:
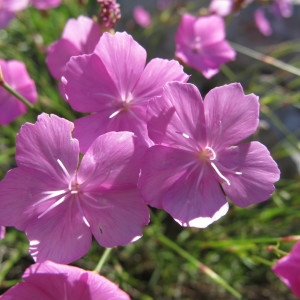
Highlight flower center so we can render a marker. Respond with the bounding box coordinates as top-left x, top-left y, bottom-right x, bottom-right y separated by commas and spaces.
198, 146, 231, 186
